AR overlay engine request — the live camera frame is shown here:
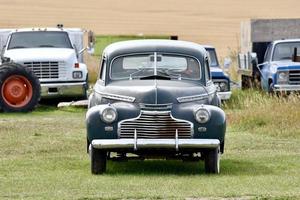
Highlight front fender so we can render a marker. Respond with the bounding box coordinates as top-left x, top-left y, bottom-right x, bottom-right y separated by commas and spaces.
172, 103, 226, 143
86, 103, 140, 142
